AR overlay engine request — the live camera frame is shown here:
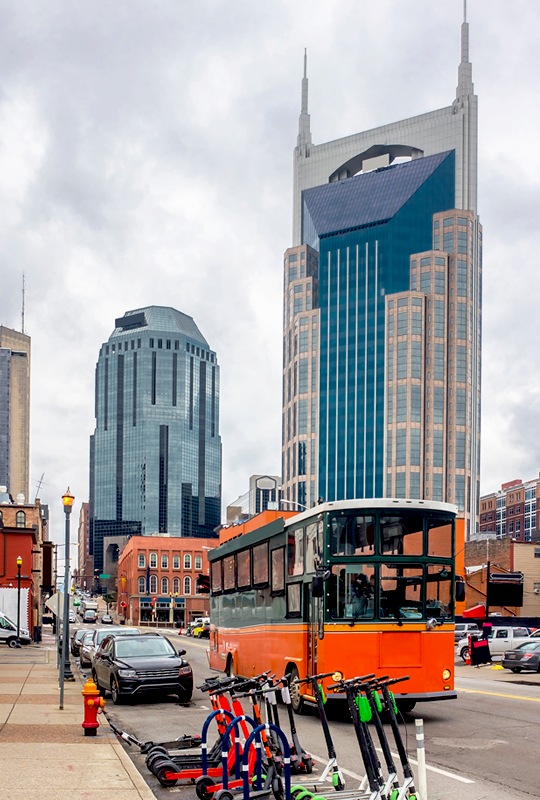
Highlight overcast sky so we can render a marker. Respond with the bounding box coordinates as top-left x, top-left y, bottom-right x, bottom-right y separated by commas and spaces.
1, 0, 539, 551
